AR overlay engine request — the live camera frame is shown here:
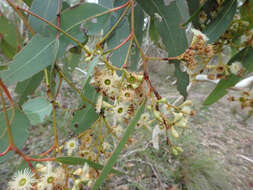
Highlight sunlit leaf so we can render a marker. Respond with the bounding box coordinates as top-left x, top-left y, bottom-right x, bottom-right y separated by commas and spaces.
22, 97, 52, 125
